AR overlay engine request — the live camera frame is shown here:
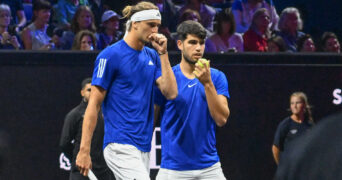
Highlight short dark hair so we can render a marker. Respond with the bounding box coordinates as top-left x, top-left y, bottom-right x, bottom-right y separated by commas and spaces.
33, 0, 51, 11
81, 78, 92, 90
297, 34, 314, 52
177, 20, 206, 41
320, 32, 338, 50
268, 36, 287, 52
